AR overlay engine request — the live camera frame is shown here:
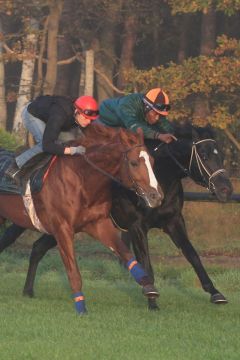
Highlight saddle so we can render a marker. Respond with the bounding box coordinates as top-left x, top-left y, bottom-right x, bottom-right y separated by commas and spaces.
0, 149, 56, 195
